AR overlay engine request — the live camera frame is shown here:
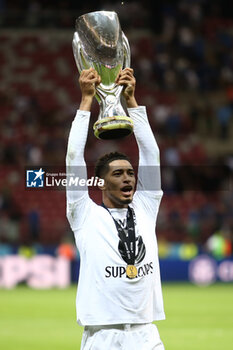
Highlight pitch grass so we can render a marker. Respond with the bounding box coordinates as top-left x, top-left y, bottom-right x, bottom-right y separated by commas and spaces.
0, 283, 232, 350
